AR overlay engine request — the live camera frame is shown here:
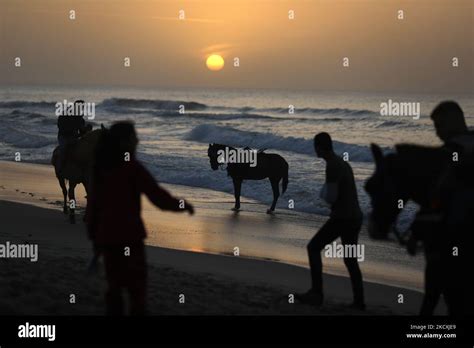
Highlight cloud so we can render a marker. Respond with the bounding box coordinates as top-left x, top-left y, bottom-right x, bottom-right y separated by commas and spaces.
150, 16, 223, 24
201, 44, 235, 56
